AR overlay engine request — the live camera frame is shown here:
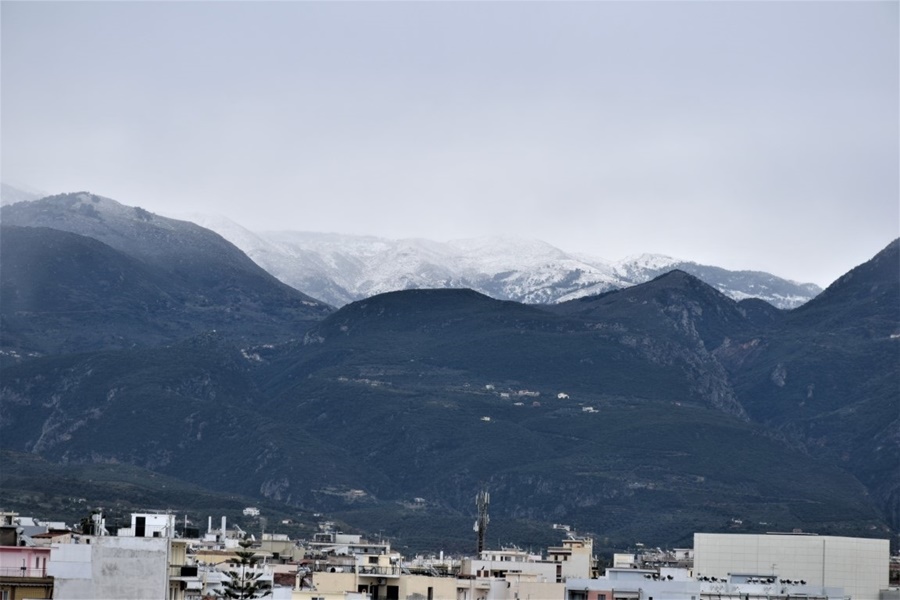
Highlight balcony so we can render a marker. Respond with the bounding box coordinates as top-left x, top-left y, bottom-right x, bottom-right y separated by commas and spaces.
0, 566, 48, 578
169, 565, 199, 578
